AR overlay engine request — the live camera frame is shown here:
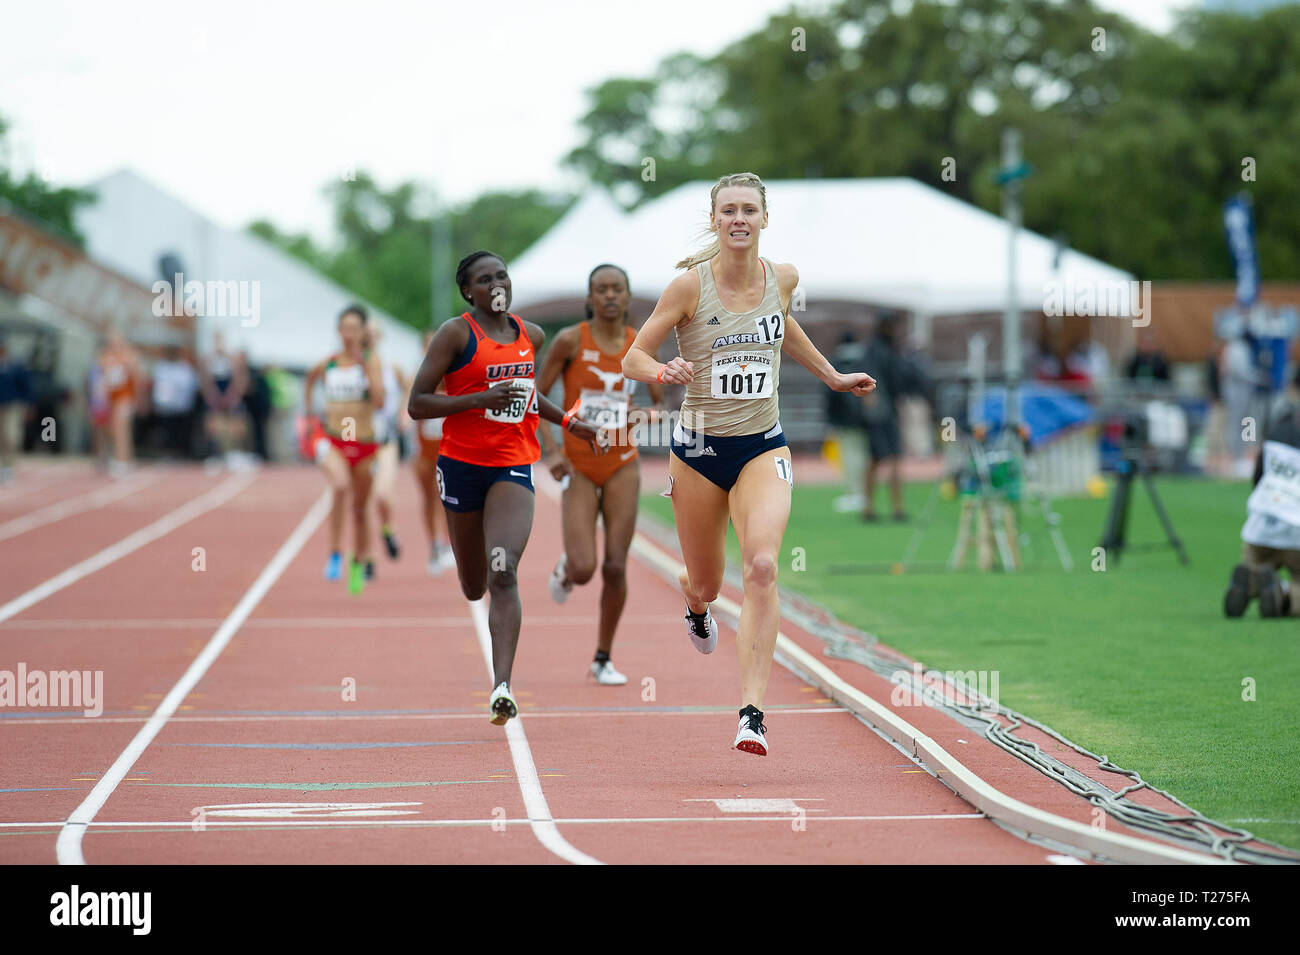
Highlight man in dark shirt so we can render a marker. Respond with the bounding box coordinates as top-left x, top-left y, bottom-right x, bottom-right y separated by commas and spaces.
1125, 328, 1171, 384
860, 314, 919, 521
0, 335, 34, 483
